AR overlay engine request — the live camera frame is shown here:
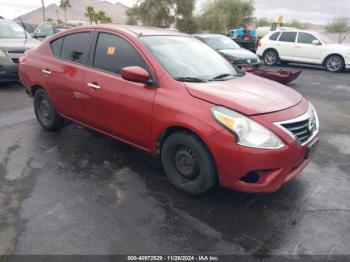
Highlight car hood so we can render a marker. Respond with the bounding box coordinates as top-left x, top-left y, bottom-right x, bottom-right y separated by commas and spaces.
185, 73, 303, 116
218, 48, 258, 60
0, 38, 40, 51
324, 43, 350, 52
